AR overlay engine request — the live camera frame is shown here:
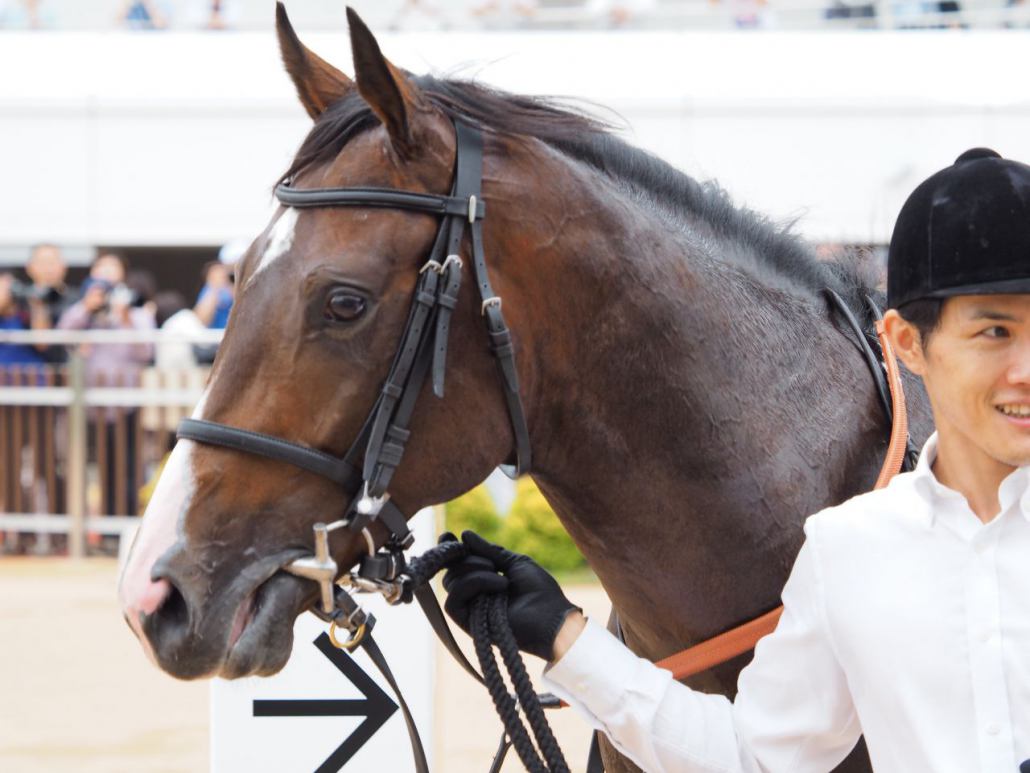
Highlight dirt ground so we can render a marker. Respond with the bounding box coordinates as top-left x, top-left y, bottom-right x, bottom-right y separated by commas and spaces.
0, 558, 612, 773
